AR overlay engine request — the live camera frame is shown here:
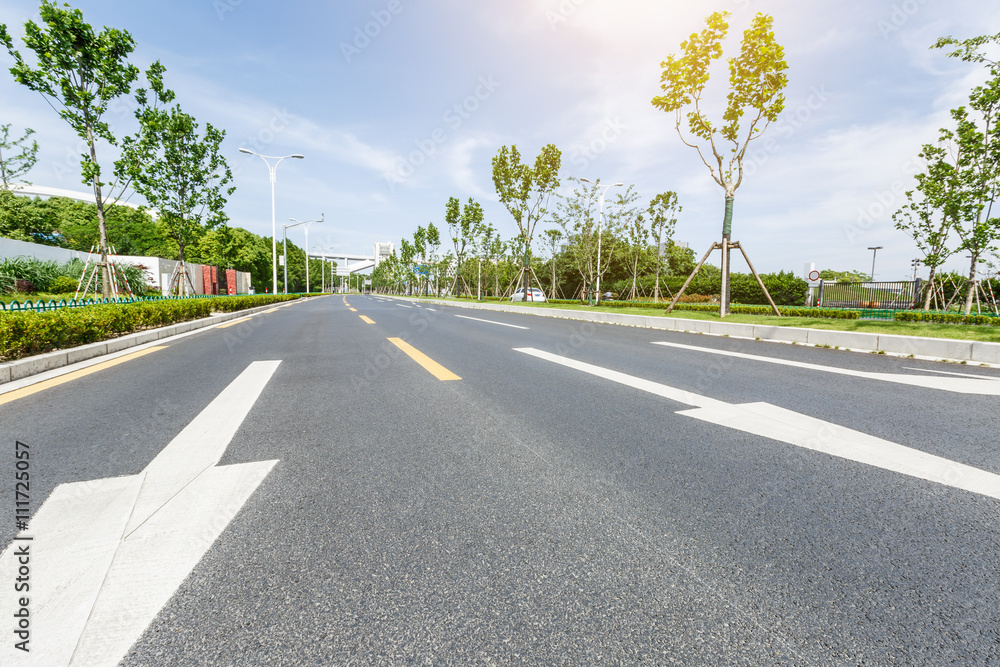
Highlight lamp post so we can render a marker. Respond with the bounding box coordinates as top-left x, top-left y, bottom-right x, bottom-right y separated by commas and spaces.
867, 245, 883, 307
313, 245, 332, 293
867, 246, 883, 282
284, 214, 323, 294
239, 148, 304, 294
580, 178, 623, 305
